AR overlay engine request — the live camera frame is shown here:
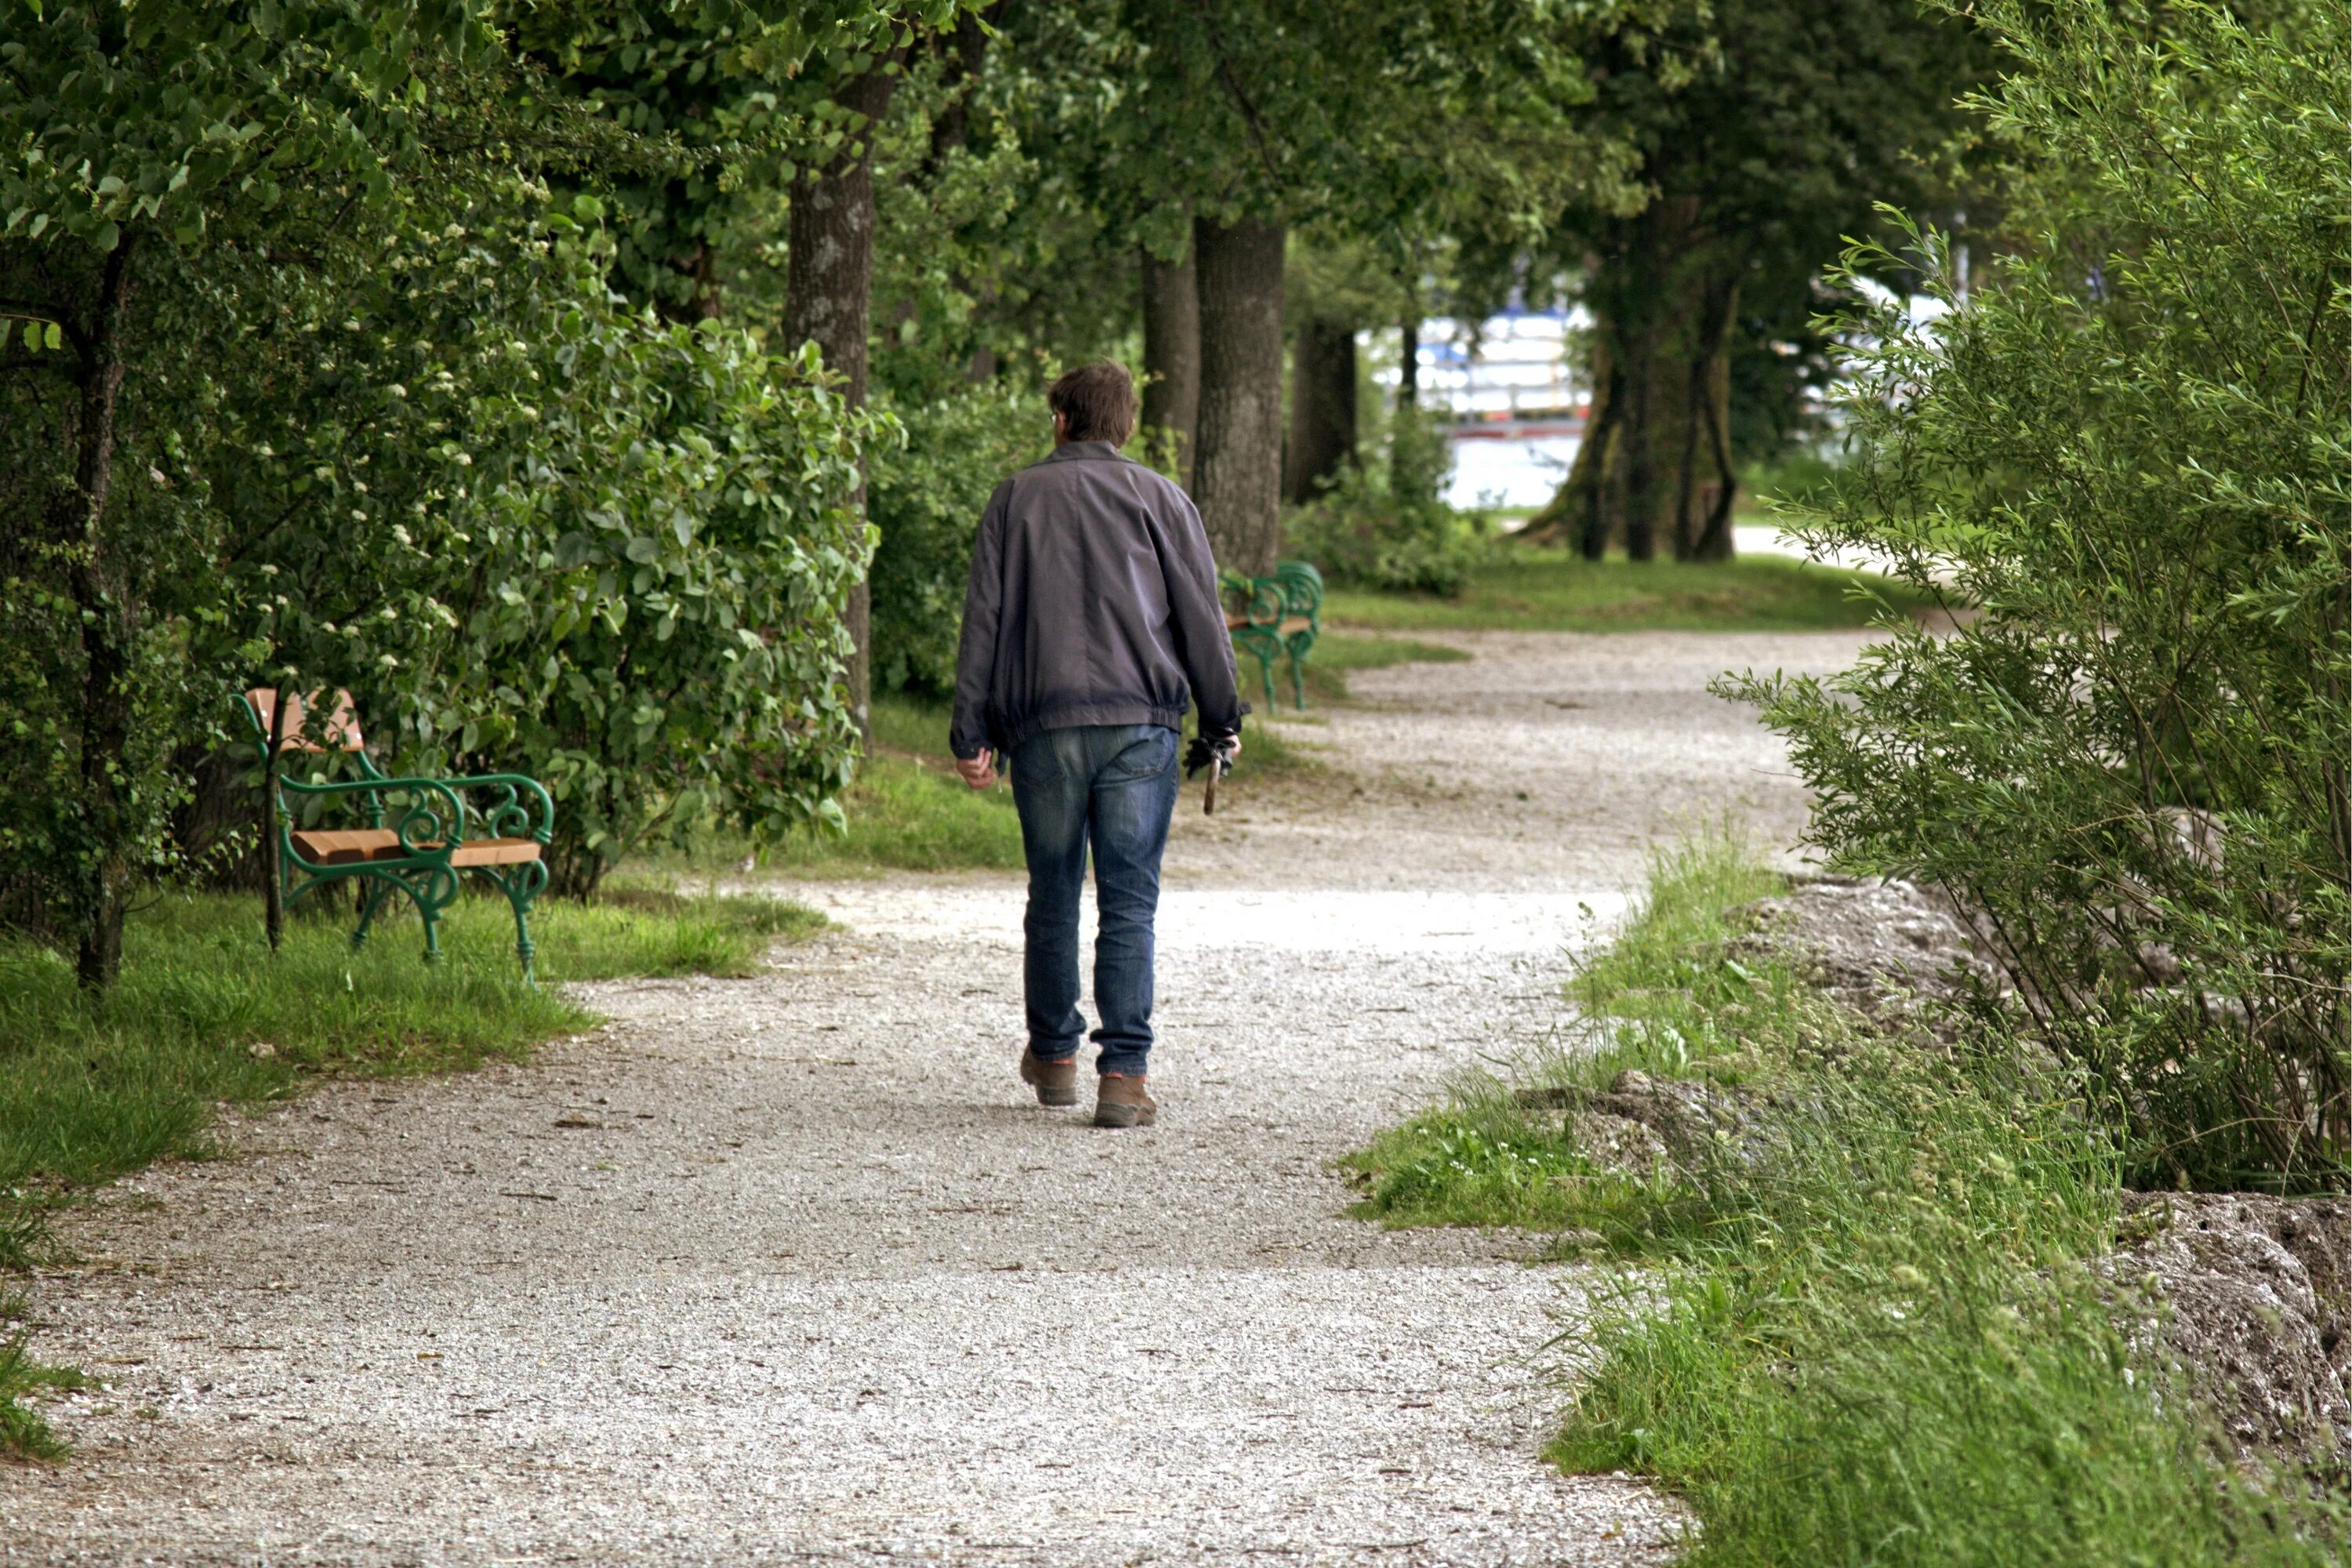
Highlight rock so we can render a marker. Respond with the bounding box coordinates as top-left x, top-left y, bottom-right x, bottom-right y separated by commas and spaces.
1522, 1069, 1764, 1176
1569, 1109, 1670, 1176
1728, 875, 1994, 1017
2111, 1190, 2350, 1469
